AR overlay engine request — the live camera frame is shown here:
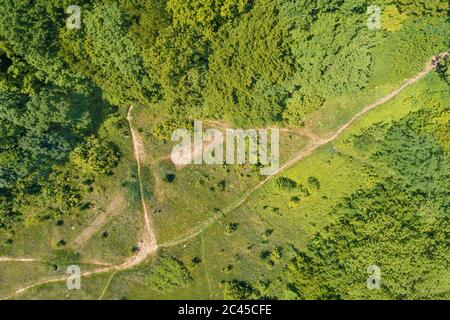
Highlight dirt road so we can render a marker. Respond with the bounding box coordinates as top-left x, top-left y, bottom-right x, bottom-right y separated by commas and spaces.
1, 51, 447, 299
